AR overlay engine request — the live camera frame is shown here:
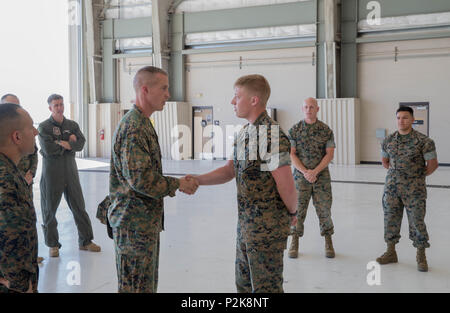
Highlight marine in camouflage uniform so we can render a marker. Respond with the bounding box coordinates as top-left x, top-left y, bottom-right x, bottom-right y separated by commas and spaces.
376, 106, 438, 272
381, 129, 436, 249
0, 154, 38, 293
288, 118, 335, 257
17, 145, 38, 193
233, 111, 292, 293
109, 105, 180, 293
